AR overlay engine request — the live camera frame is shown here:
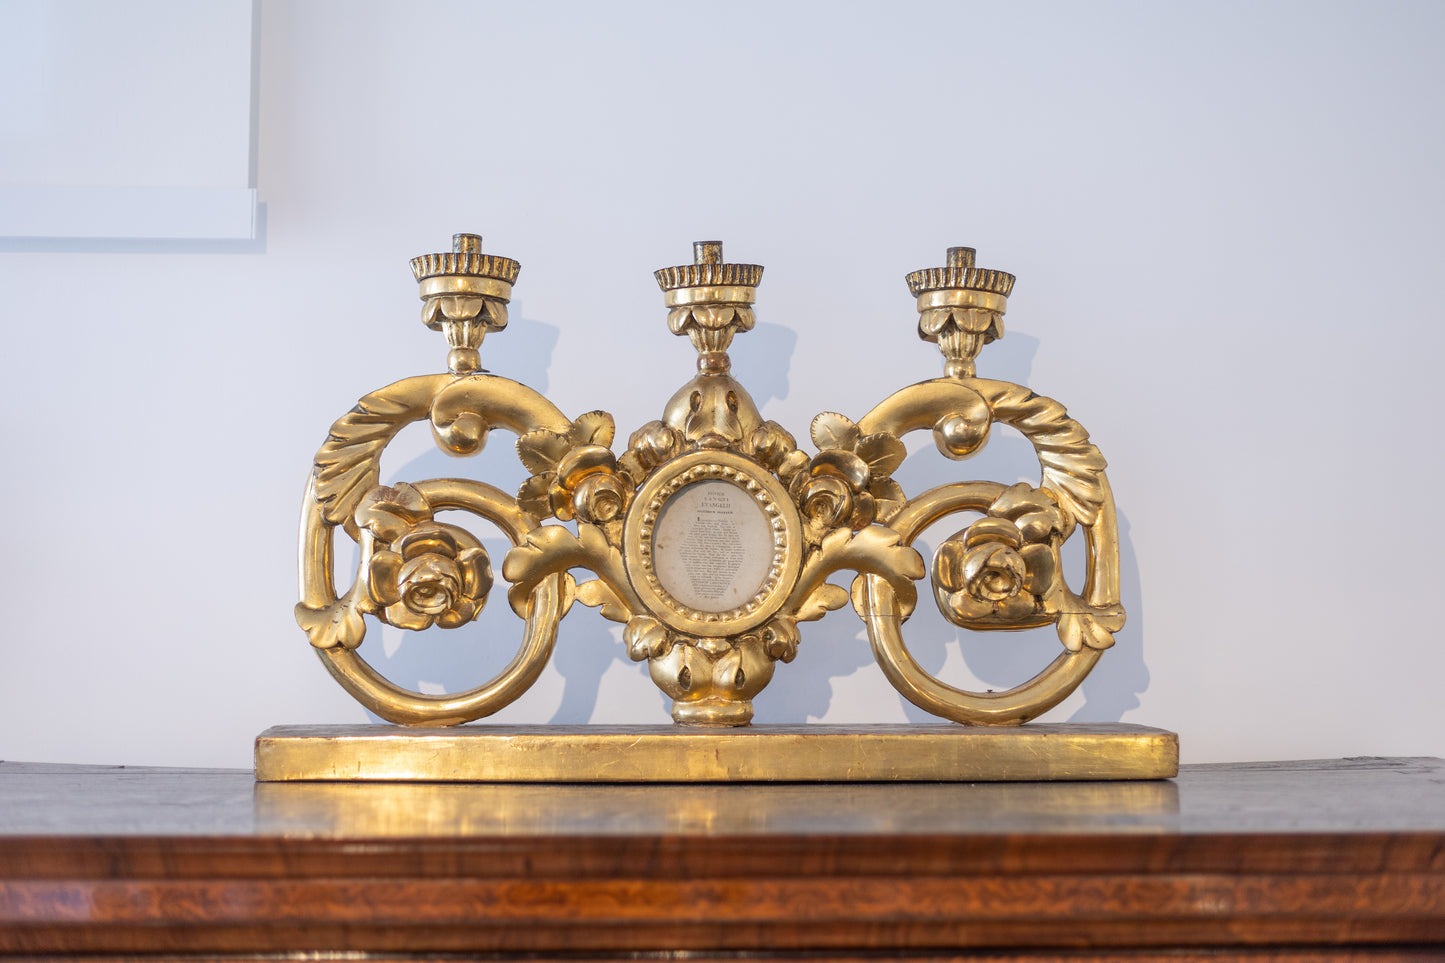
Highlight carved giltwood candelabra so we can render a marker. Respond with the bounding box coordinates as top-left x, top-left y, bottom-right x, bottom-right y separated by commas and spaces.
270, 234, 1173, 782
